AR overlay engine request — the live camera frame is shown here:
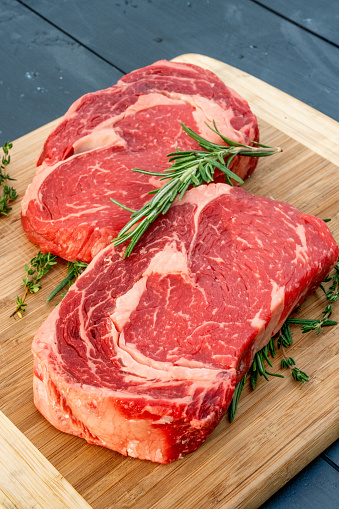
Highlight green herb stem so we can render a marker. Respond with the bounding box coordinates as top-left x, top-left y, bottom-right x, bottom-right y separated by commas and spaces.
47, 272, 74, 302
228, 258, 339, 421
11, 252, 57, 318
47, 260, 88, 302
228, 374, 247, 423
1, 142, 18, 216
111, 121, 282, 257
